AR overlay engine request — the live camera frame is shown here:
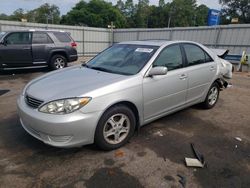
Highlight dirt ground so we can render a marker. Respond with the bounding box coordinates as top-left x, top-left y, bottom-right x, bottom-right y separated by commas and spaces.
0, 60, 250, 188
